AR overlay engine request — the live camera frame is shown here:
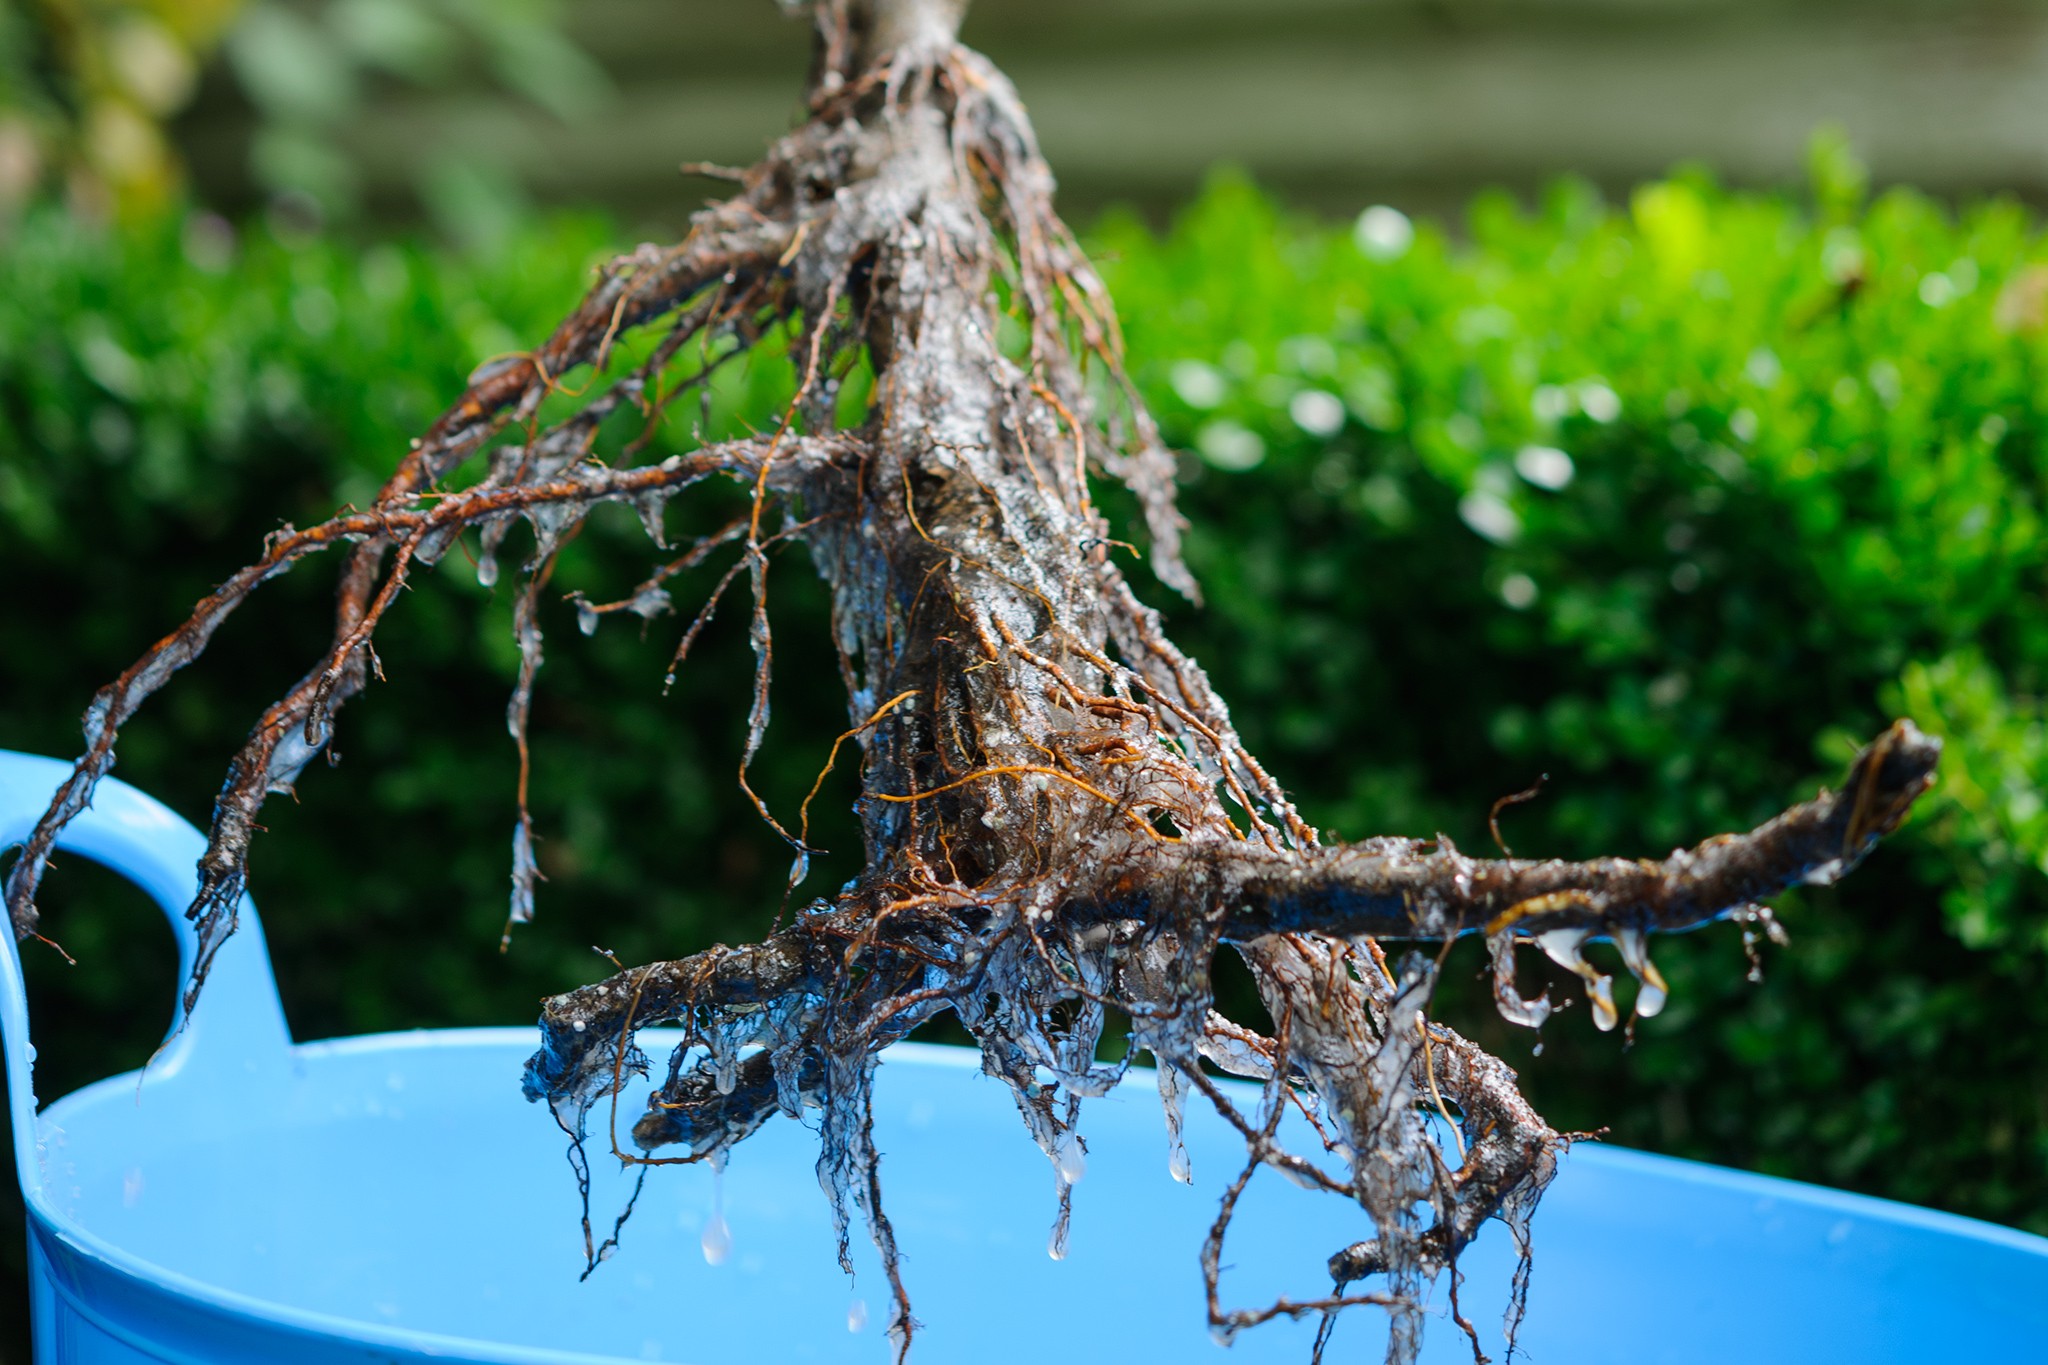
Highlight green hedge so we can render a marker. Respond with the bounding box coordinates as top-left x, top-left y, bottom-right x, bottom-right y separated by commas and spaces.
2, 151, 2044, 1347
1092, 152, 2048, 1229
